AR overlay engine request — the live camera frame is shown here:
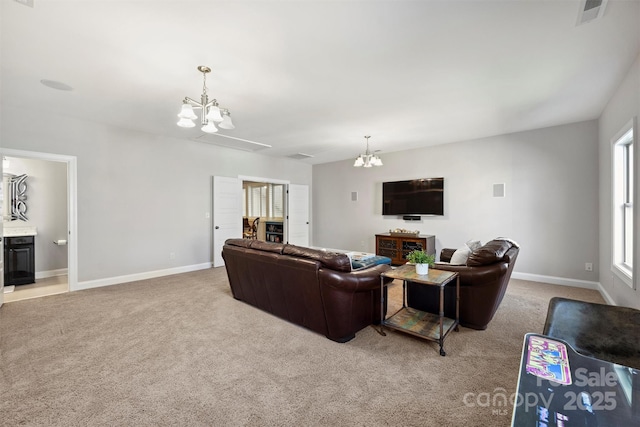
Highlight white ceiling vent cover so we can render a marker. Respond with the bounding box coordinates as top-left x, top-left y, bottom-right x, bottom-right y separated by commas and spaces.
13, 0, 34, 8
287, 153, 315, 160
193, 134, 271, 152
576, 0, 608, 26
